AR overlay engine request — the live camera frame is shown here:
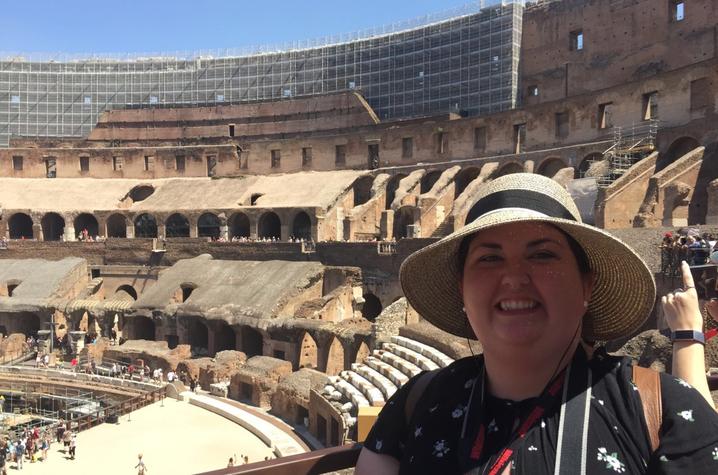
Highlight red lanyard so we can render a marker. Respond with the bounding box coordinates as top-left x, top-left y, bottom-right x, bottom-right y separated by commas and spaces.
470, 371, 567, 475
